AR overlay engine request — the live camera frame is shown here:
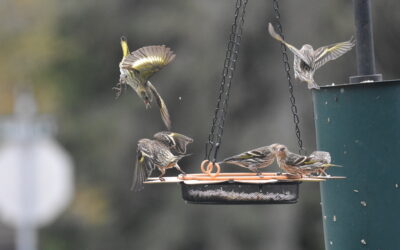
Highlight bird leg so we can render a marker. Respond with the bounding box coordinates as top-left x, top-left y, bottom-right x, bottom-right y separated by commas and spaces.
249, 167, 263, 176
319, 169, 329, 177
113, 75, 128, 99
158, 168, 166, 181
174, 164, 186, 176
112, 83, 122, 99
